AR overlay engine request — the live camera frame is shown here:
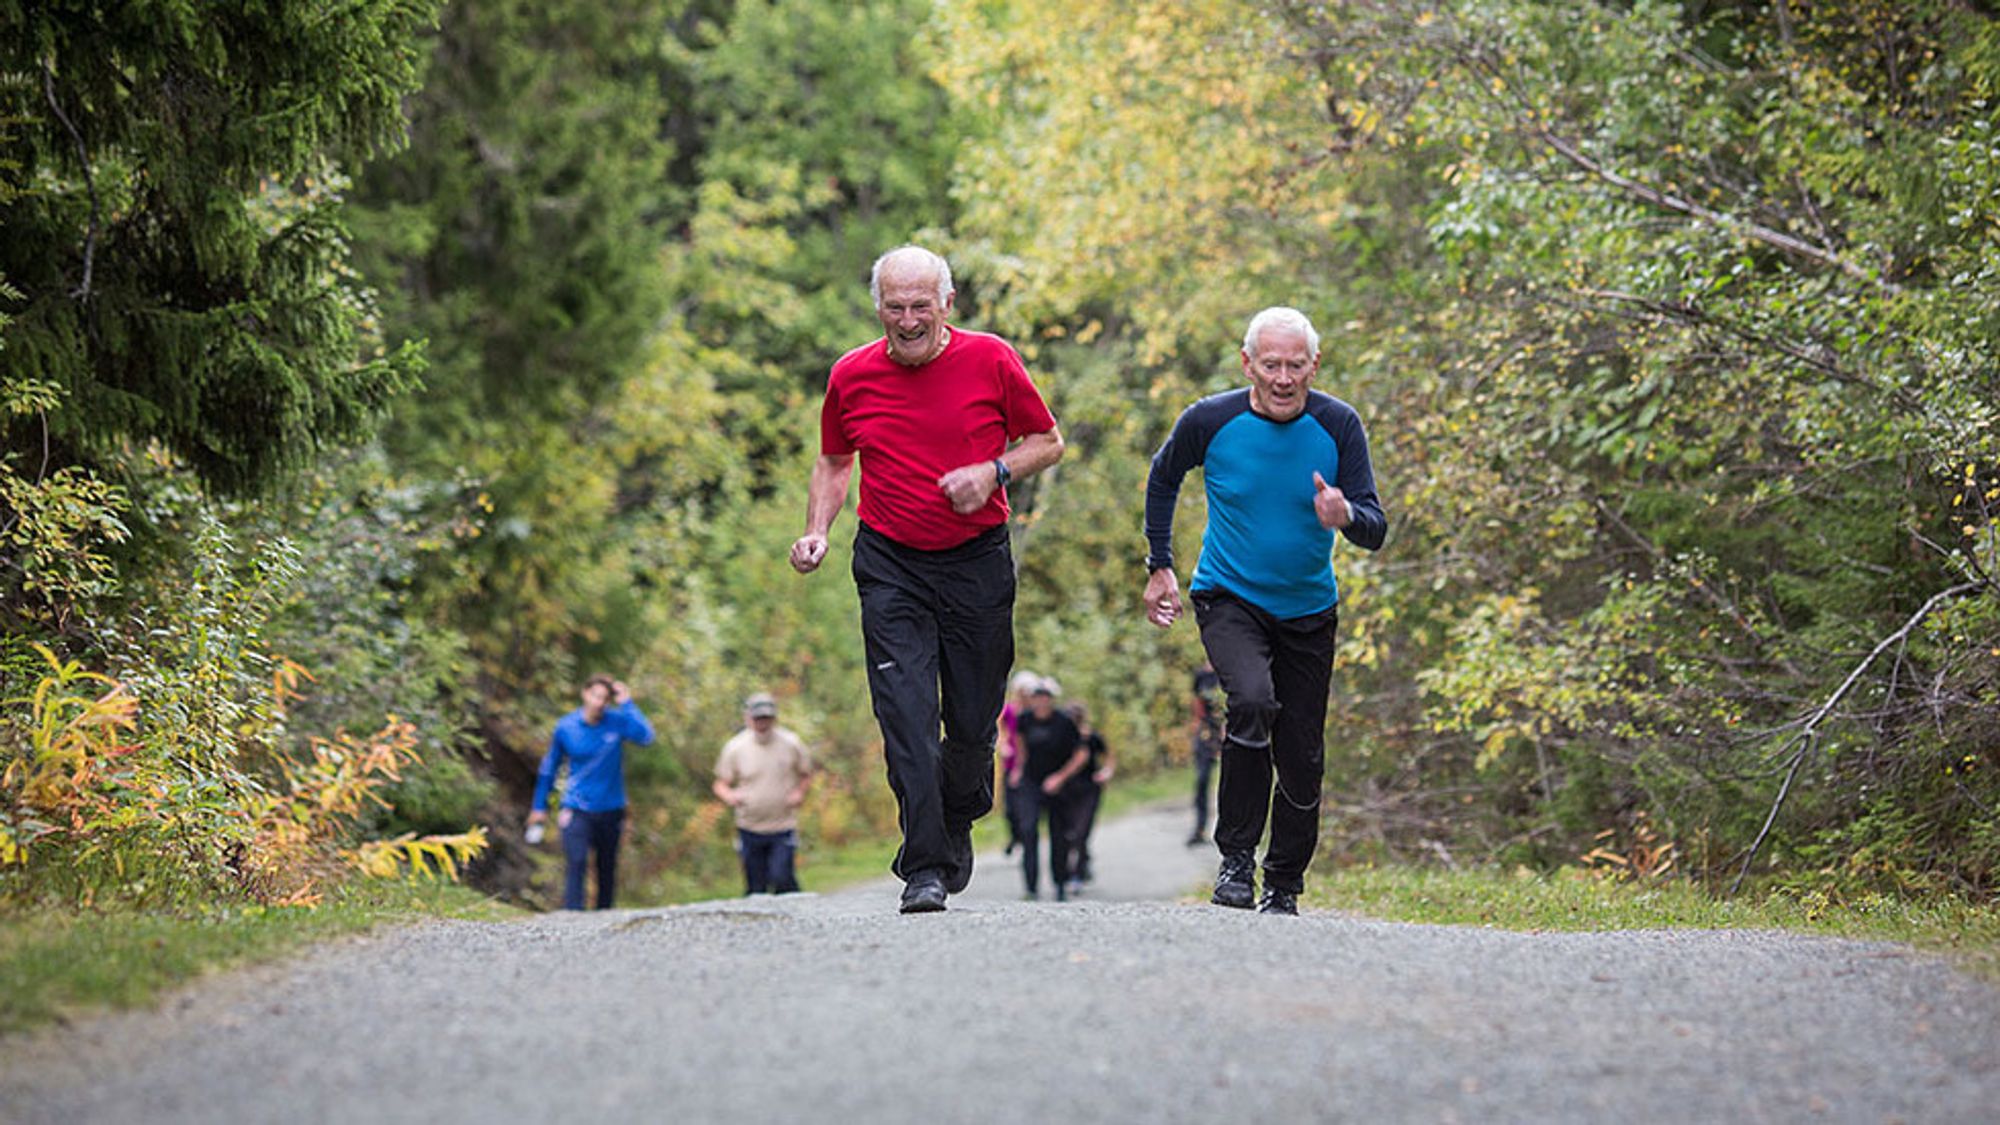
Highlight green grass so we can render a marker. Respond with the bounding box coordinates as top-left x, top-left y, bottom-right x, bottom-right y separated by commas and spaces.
1307, 864, 2000, 982
0, 880, 519, 1033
